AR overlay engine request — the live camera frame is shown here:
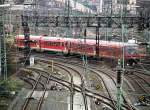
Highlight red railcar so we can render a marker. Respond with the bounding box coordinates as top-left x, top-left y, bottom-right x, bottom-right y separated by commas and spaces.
40, 37, 65, 52
15, 35, 145, 64
15, 35, 42, 50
